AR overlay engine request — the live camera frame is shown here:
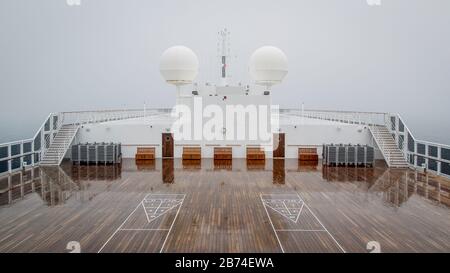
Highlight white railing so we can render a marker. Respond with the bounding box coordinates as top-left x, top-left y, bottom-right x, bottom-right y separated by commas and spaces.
388, 114, 450, 178
282, 108, 389, 126
62, 109, 144, 125
293, 109, 450, 178
0, 113, 63, 175
60, 108, 173, 125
